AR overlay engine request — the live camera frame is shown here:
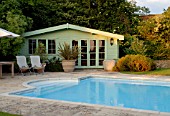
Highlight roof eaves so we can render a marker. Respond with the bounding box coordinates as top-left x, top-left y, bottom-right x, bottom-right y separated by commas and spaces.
22, 23, 124, 40
69, 24, 124, 40
22, 24, 68, 37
